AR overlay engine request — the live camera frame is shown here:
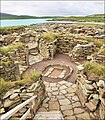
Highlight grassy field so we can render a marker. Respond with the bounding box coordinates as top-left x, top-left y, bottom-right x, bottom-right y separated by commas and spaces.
52, 16, 104, 22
